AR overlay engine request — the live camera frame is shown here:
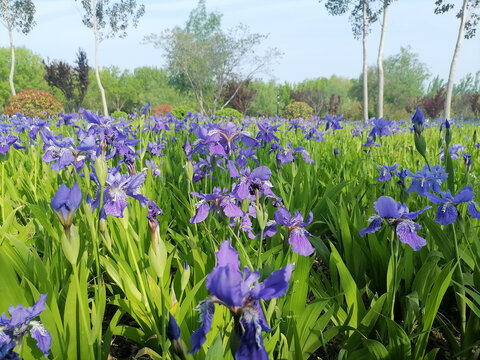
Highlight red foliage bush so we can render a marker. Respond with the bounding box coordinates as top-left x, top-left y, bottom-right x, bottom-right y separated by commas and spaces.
153, 104, 173, 116
4, 89, 63, 117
